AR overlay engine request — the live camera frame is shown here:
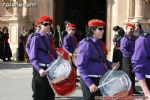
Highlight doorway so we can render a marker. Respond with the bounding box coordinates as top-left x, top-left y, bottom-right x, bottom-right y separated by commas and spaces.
63, 0, 107, 41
